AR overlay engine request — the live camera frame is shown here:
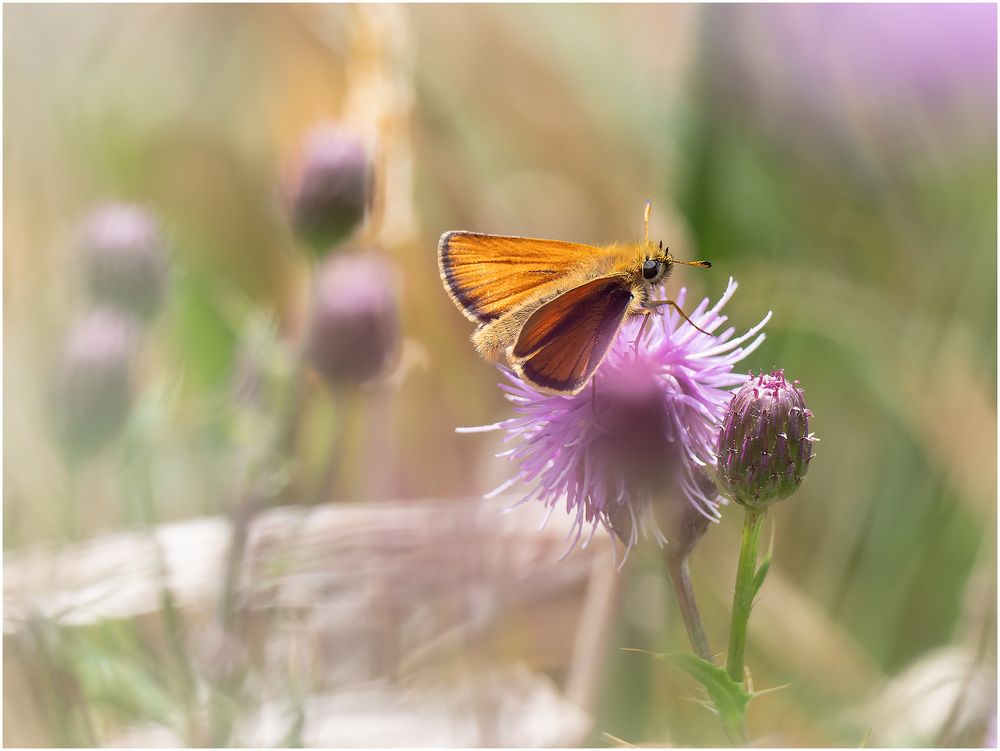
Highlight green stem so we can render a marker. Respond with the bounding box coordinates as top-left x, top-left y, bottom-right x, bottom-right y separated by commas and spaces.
726, 507, 766, 684
273, 356, 307, 461
721, 713, 749, 747
219, 355, 307, 632
211, 354, 308, 745
311, 387, 347, 505
665, 555, 712, 661
120, 434, 198, 743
